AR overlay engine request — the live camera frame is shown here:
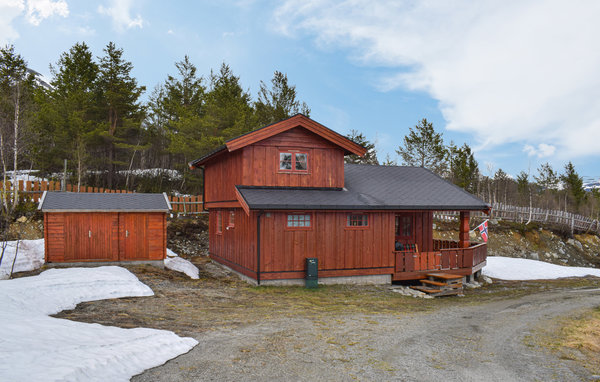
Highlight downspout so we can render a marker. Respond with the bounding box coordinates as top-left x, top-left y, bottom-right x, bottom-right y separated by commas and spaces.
256, 210, 263, 285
